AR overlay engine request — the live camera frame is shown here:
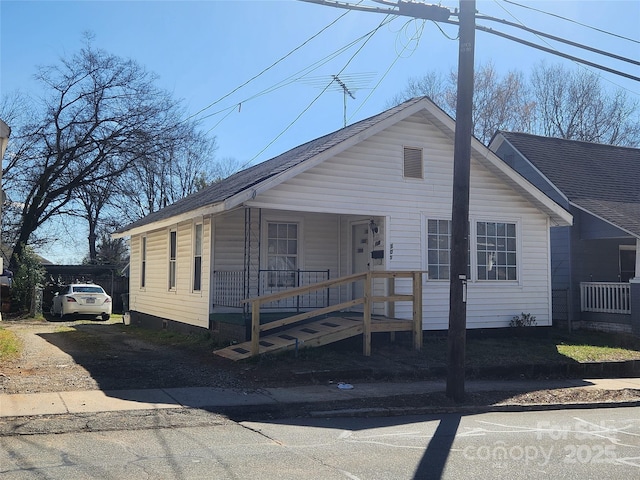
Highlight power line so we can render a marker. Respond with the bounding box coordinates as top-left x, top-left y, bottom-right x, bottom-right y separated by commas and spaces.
349, 18, 429, 121
197, 19, 395, 126
475, 14, 640, 67
239, 13, 394, 169
300, 1, 639, 82
475, 23, 640, 82
186, 7, 353, 122
502, 0, 640, 44
487, 0, 639, 95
